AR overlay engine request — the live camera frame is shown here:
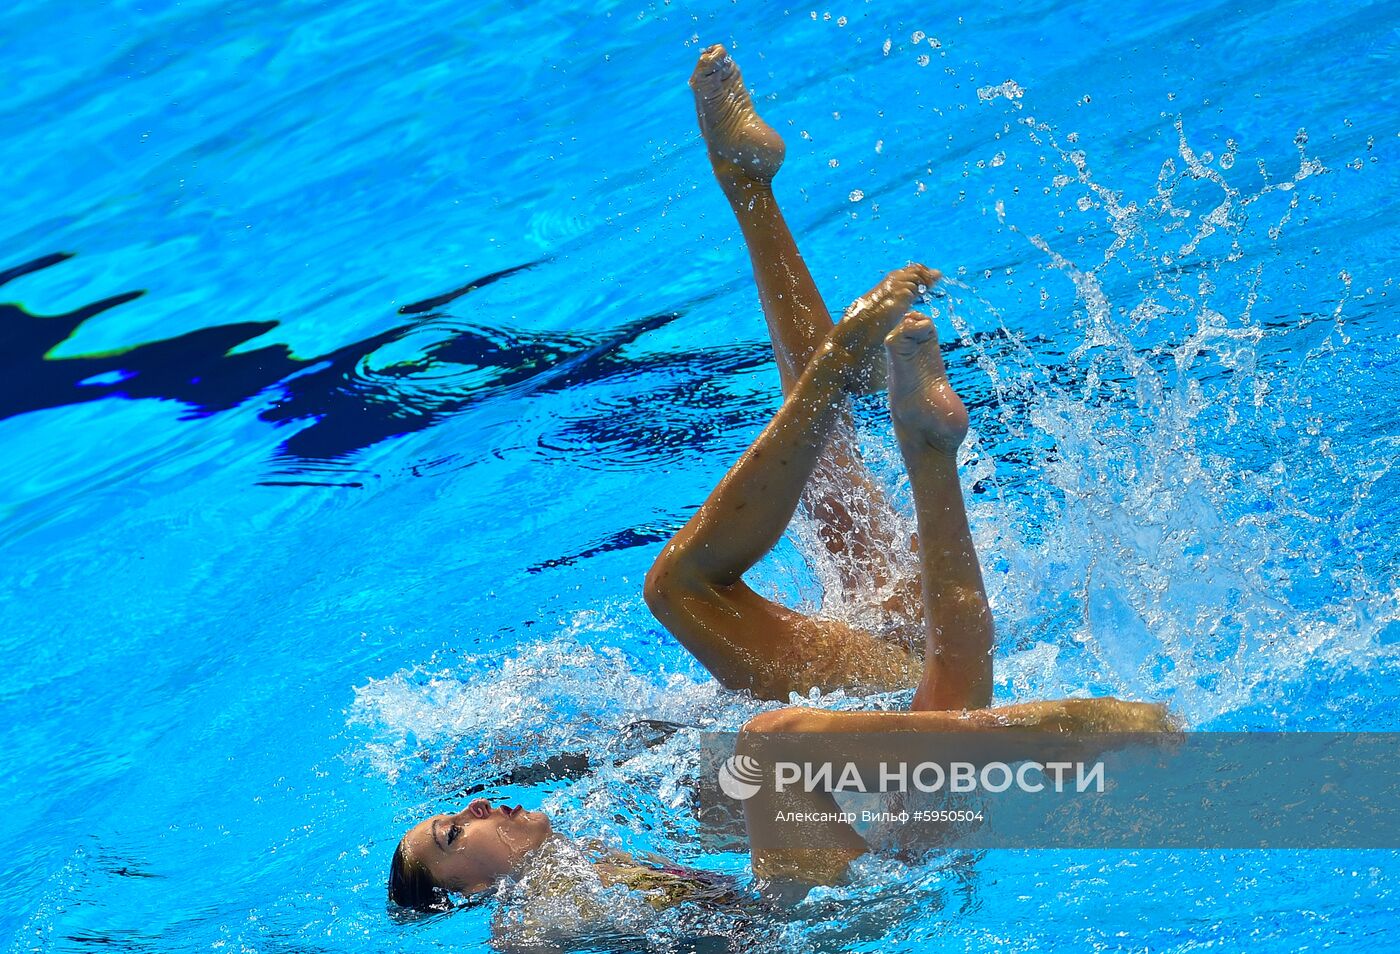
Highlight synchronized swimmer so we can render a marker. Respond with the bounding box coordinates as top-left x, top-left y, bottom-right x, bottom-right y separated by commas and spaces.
387, 44, 1170, 912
